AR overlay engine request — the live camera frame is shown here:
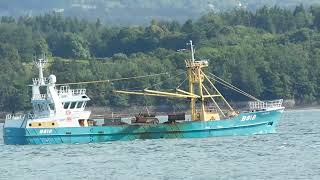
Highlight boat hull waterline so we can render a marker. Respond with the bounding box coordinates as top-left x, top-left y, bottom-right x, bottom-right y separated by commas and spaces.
4, 108, 283, 145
